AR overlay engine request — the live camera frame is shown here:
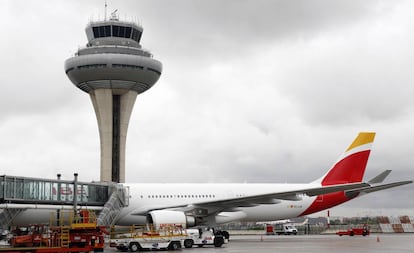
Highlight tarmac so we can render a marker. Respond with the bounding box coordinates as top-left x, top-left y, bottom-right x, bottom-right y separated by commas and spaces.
105, 234, 414, 253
